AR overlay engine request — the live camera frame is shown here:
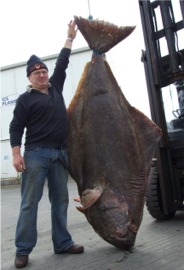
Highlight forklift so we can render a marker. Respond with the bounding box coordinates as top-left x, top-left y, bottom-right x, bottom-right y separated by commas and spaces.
138, 0, 184, 220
